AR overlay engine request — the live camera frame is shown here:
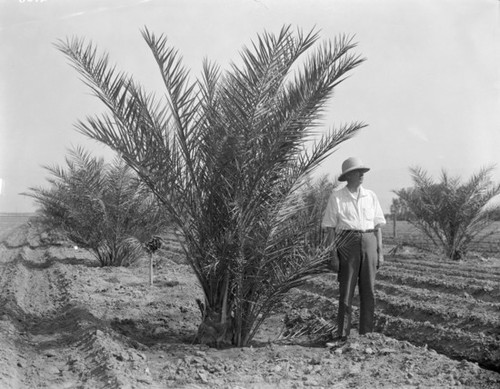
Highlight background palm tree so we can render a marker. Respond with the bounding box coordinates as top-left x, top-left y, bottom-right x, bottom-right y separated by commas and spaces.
299, 174, 337, 247
24, 147, 168, 266
394, 166, 500, 260
56, 25, 366, 346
